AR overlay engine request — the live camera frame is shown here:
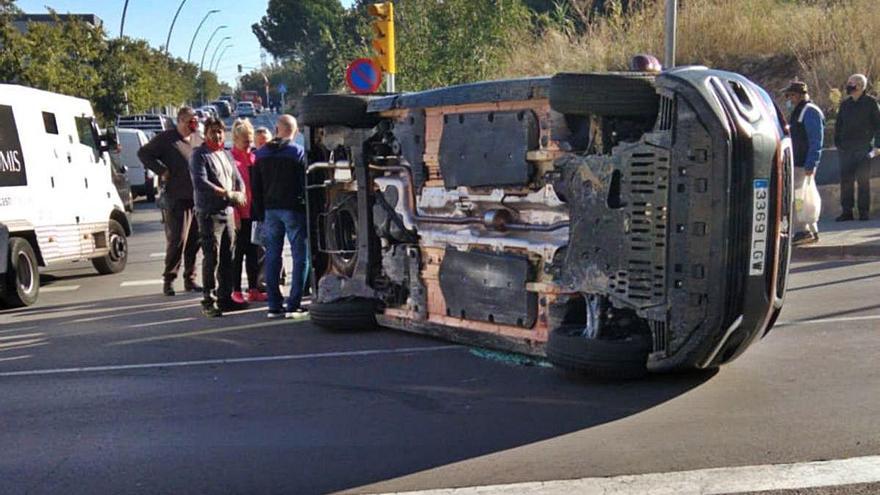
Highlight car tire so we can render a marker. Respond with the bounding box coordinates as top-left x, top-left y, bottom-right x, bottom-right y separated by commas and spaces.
545, 323, 651, 379
298, 94, 381, 128
92, 220, 128, 275
309, 297, 379, 331
325, 193, 359, 277
549, 72, 659, 117
2, 237, 40, 308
